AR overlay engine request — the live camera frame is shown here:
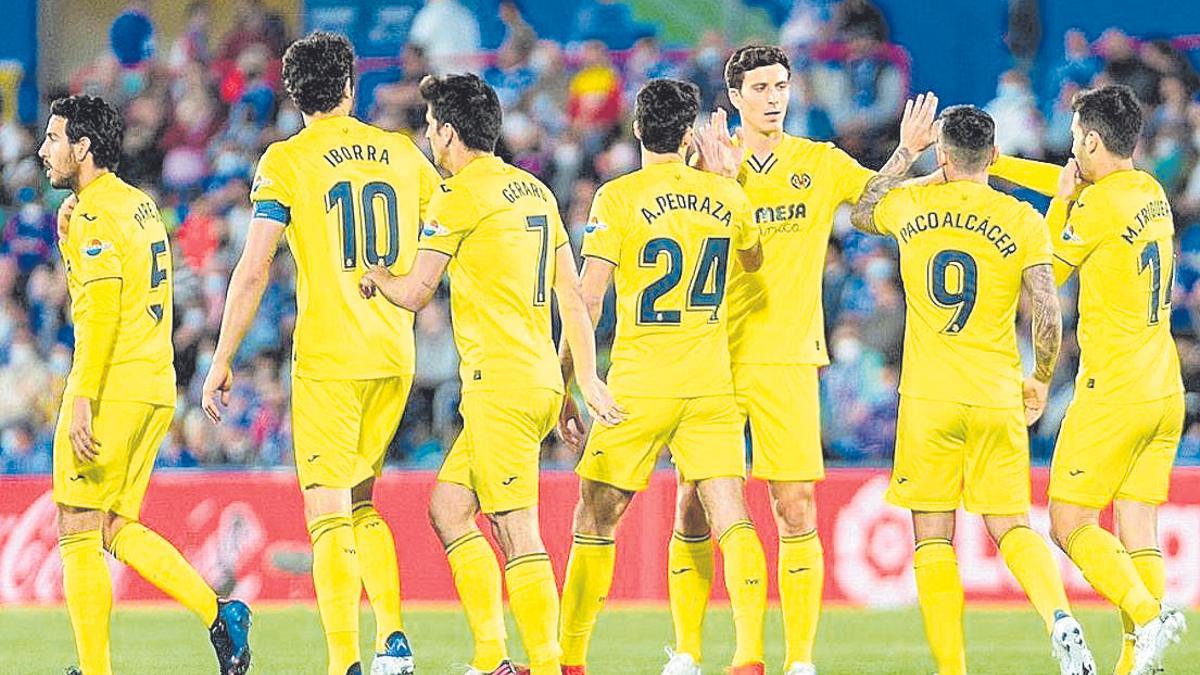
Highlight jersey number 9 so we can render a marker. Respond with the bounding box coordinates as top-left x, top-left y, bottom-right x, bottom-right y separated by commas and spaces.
327, 181, 400, 270
928, 249, 977, 334
637, 237, 730, 324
